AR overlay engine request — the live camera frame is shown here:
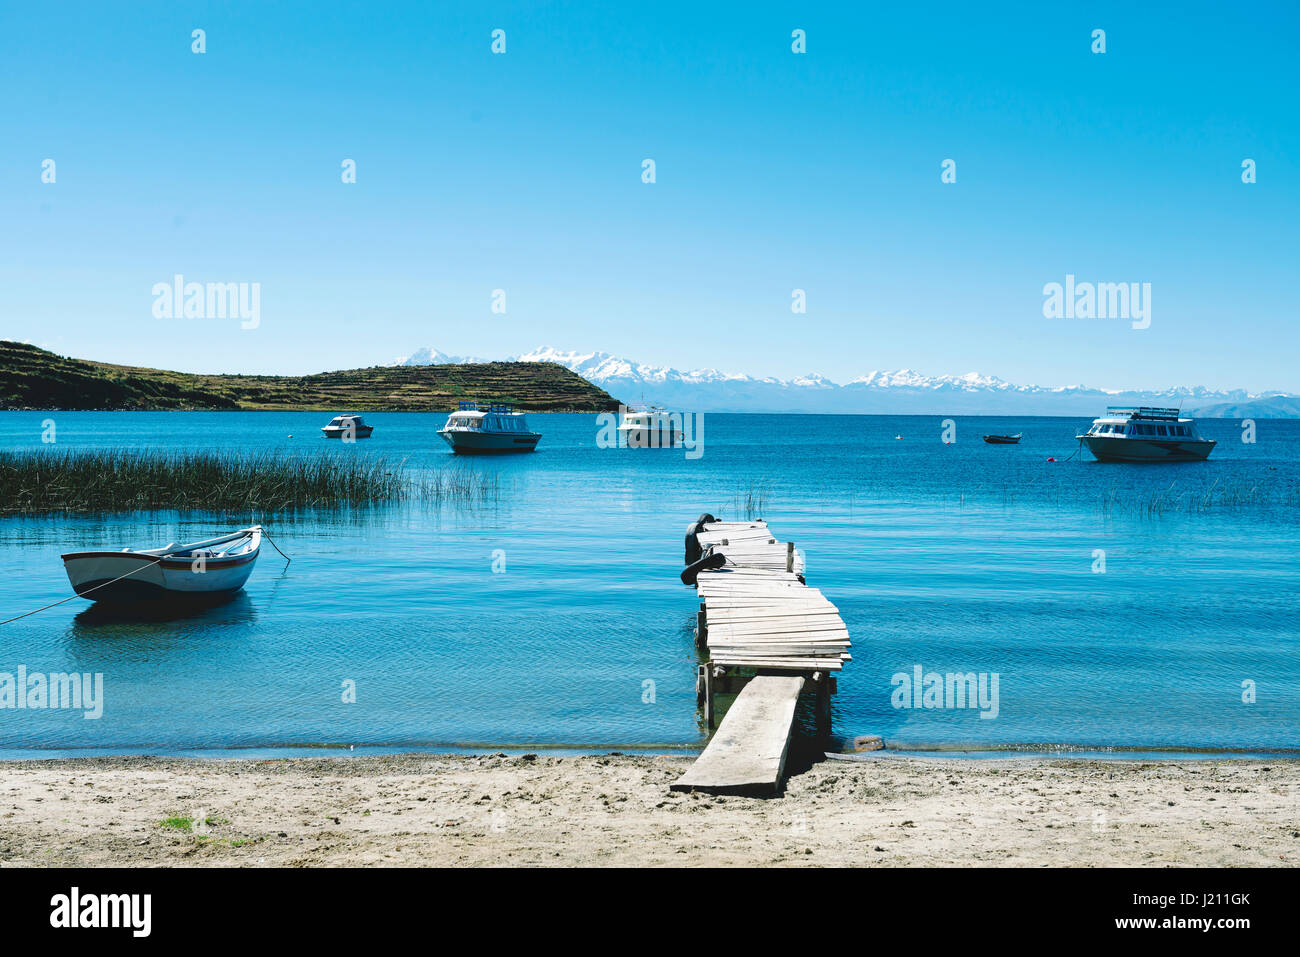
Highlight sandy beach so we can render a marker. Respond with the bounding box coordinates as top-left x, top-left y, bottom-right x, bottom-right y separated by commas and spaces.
1, 753, 1297, 867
